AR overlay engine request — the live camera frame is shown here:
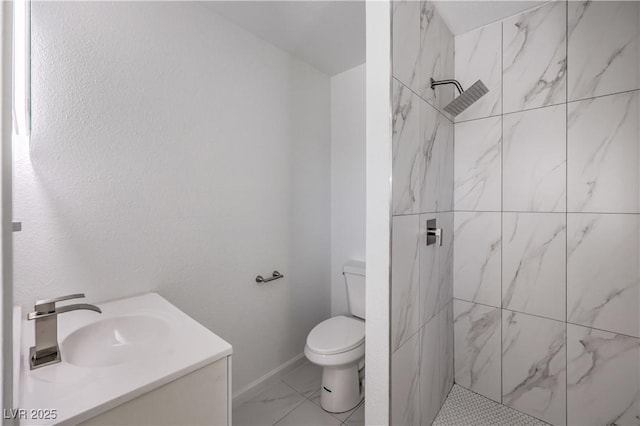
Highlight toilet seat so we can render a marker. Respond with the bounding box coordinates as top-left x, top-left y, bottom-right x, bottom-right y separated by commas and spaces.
305, 340, 364, 367
306, 315, 364, 355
